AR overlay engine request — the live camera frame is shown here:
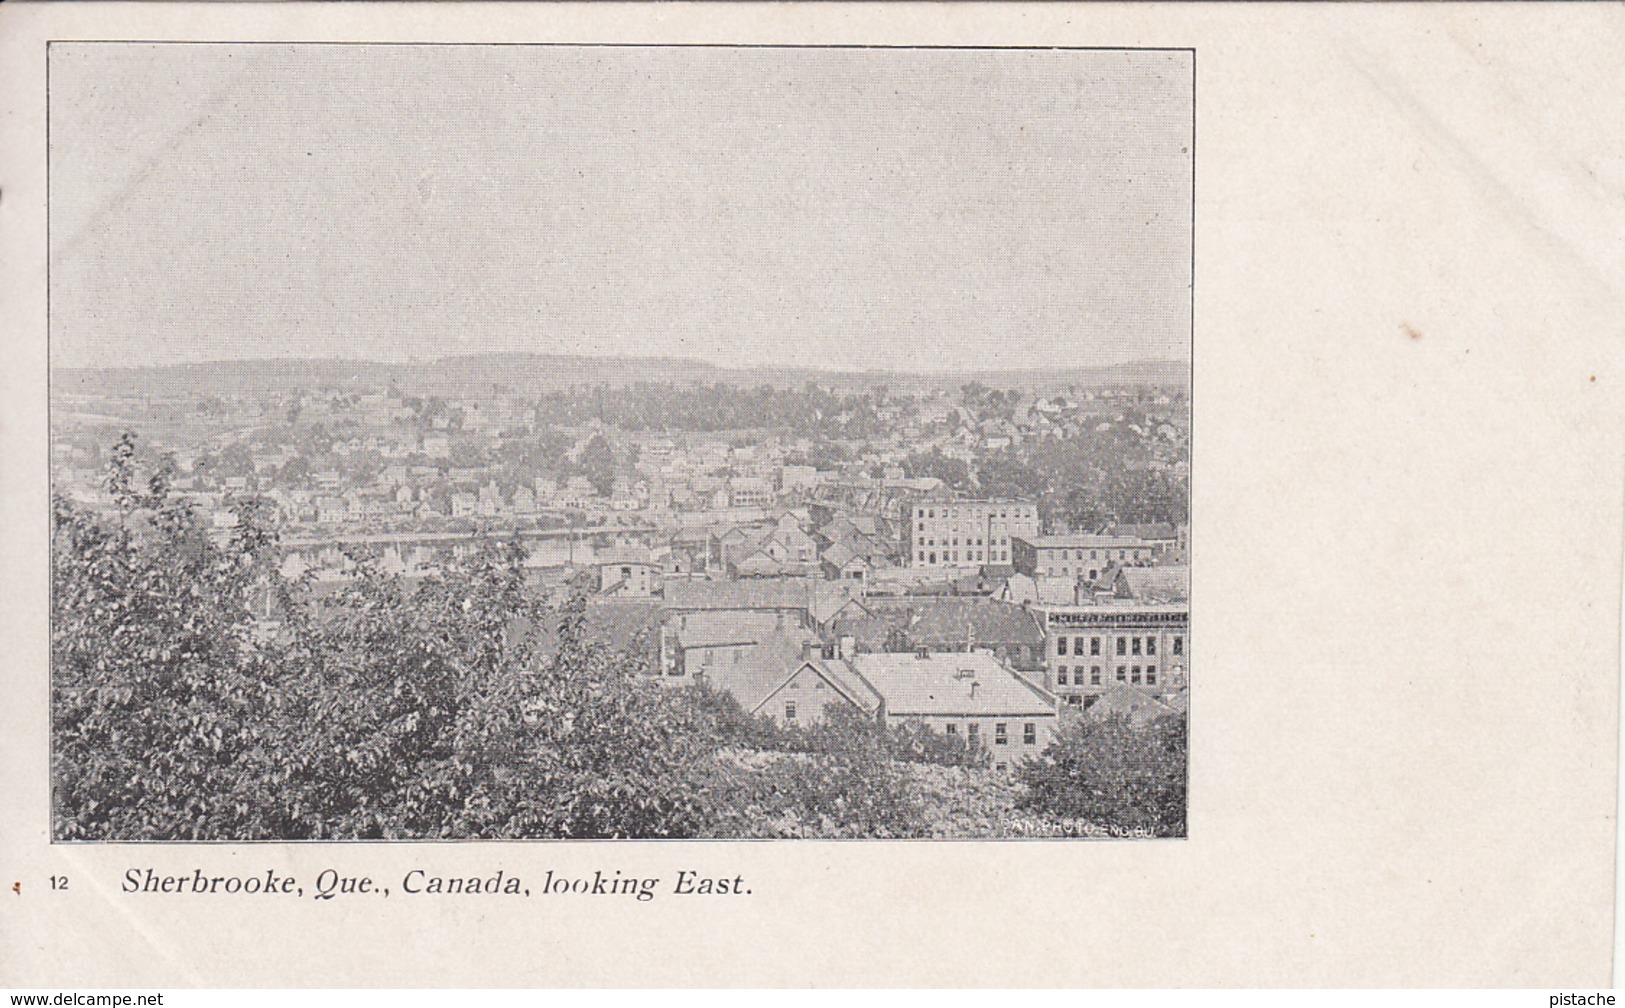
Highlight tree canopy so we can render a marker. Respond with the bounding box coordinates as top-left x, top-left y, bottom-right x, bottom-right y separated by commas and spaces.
52, 434, 1186, 840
